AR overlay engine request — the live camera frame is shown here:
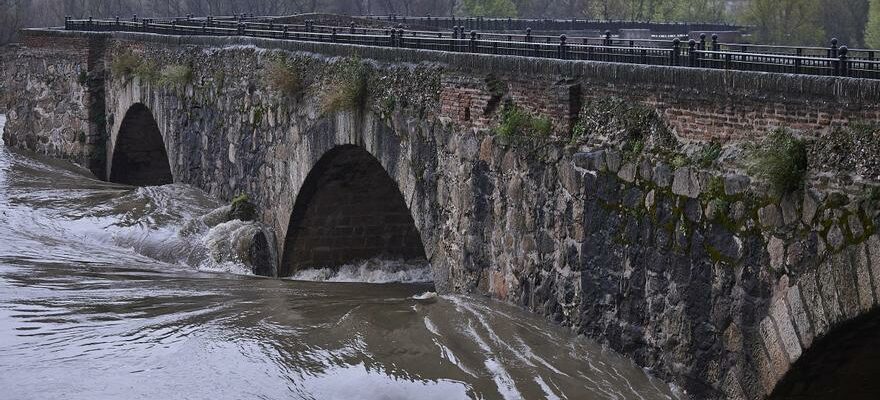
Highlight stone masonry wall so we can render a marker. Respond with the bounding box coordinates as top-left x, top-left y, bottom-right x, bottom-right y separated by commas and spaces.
5, 29, 880, 400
